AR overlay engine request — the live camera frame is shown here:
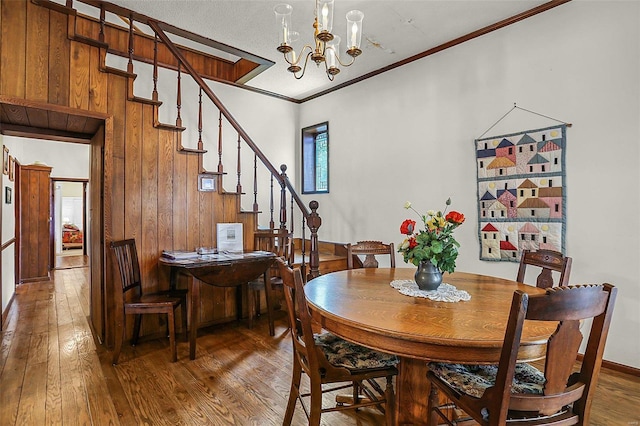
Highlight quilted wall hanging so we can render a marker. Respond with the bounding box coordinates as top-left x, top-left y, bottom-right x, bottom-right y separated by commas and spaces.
475, 124, 567, 262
